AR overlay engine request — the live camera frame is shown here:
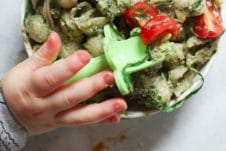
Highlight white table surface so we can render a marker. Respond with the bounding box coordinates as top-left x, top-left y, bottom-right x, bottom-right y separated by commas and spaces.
1, 1, 226, 151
